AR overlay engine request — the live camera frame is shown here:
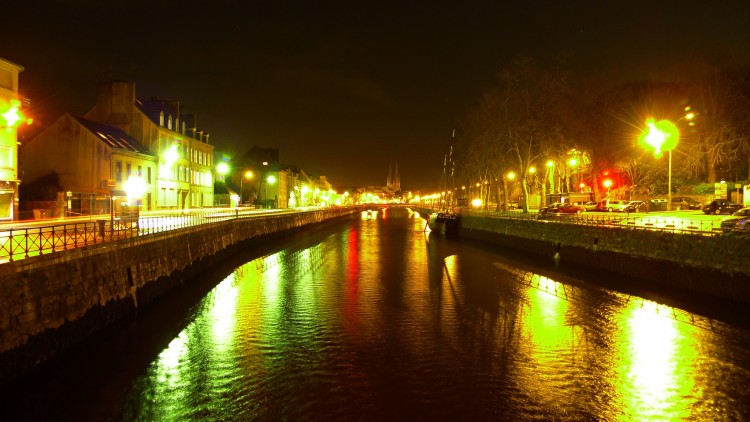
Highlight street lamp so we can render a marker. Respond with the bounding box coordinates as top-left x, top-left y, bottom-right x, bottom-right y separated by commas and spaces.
603, 179, 613, 197
639, 118, 679, 210
568, 157, 579, 193
265, 174, 276, 209
216, 162, 229, 180
216, 162, 230, 207
504, 171, 516, 210
239, 170, 253, 206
